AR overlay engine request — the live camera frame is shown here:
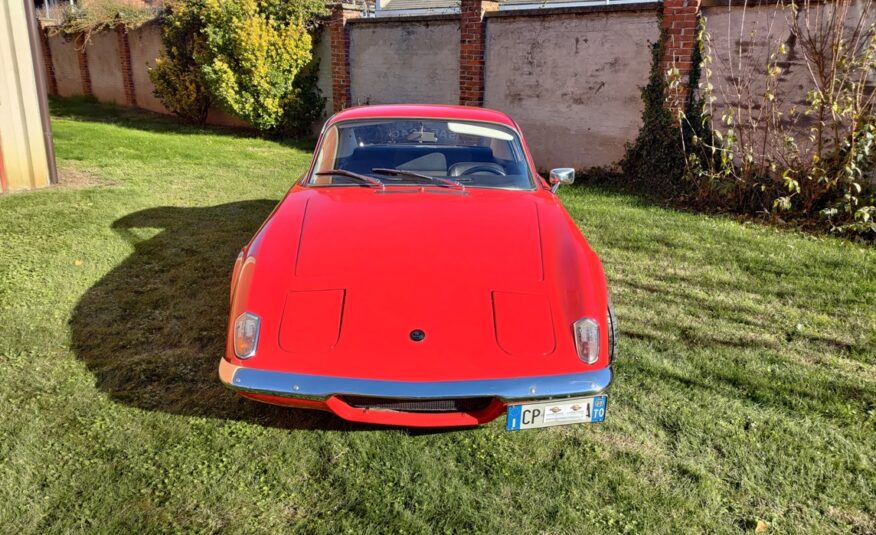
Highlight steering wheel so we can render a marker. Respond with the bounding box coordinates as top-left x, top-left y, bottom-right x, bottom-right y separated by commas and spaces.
461, 165, 506, 176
